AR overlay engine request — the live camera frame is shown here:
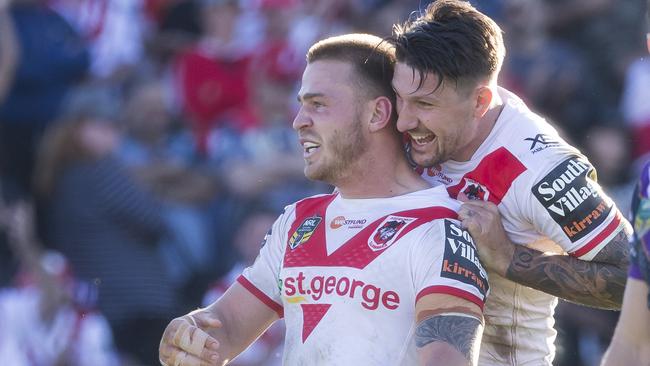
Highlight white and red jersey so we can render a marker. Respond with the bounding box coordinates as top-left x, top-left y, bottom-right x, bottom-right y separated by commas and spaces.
419, 88, 630, 365
239, 186, 488, 365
